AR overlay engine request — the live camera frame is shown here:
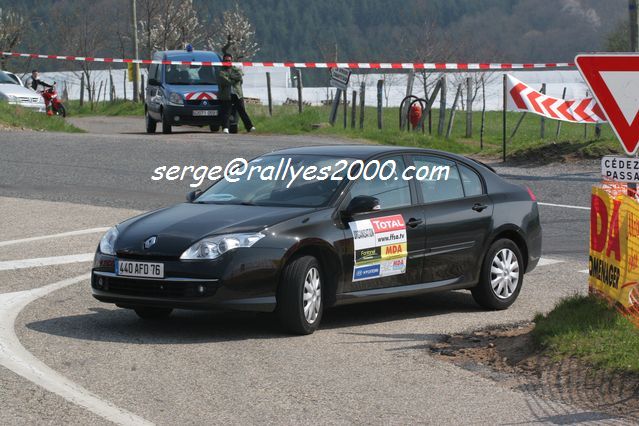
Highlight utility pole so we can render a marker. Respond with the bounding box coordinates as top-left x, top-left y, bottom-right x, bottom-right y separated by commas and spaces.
131, 0, 140, 102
